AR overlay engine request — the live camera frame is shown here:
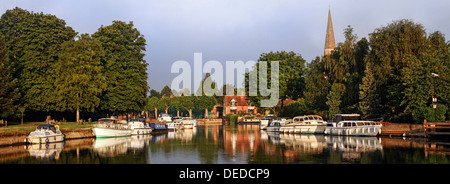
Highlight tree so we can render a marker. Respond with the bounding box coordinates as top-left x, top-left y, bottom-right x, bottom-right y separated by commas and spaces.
196, 95, 217, 118
161, 85, 173, 97
359, 62, 380, 119
93, 21, 148, 114
149, 89, 161, 98
0, 7, 77, 112
181, 95, 195, 117
366, 19, 449, 122
55, 34, 106, 123
326, 89, 341, 119
244, 51, 306, 115
304, 56, 330, 112
0, 37, 19, 118
324, 26, 369, 113
145, 96, 160, 119
170, 96, 183, 117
